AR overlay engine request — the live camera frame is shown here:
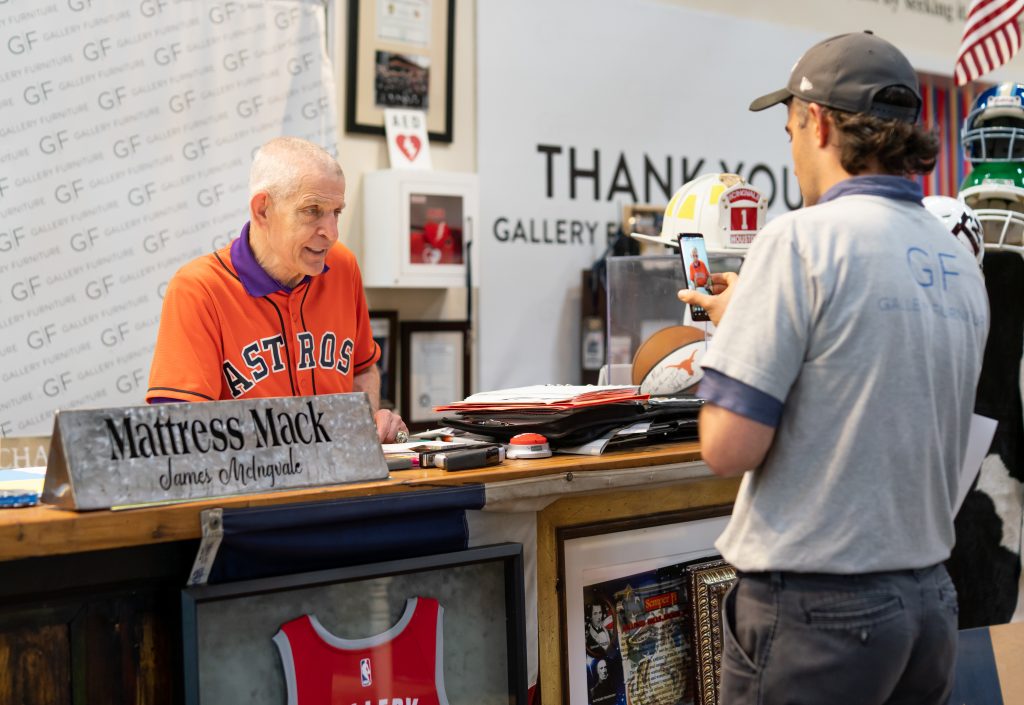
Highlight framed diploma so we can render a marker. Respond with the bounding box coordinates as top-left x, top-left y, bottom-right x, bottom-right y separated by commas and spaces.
346, 0, 456, 142
400, 320, 470, 431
